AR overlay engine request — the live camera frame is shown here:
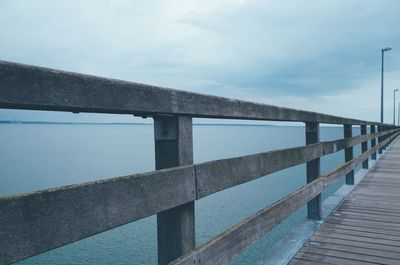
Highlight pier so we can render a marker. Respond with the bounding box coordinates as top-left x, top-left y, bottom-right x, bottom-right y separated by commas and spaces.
290, 139, 400, 265
0, 60, 399, 265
